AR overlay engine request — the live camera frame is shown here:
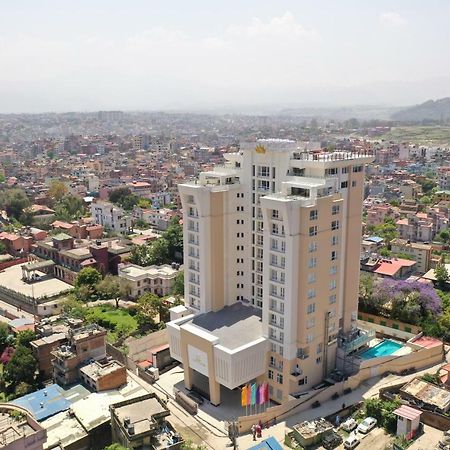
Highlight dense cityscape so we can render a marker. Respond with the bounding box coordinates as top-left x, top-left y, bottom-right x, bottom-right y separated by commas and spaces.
2, 1, 450, 449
